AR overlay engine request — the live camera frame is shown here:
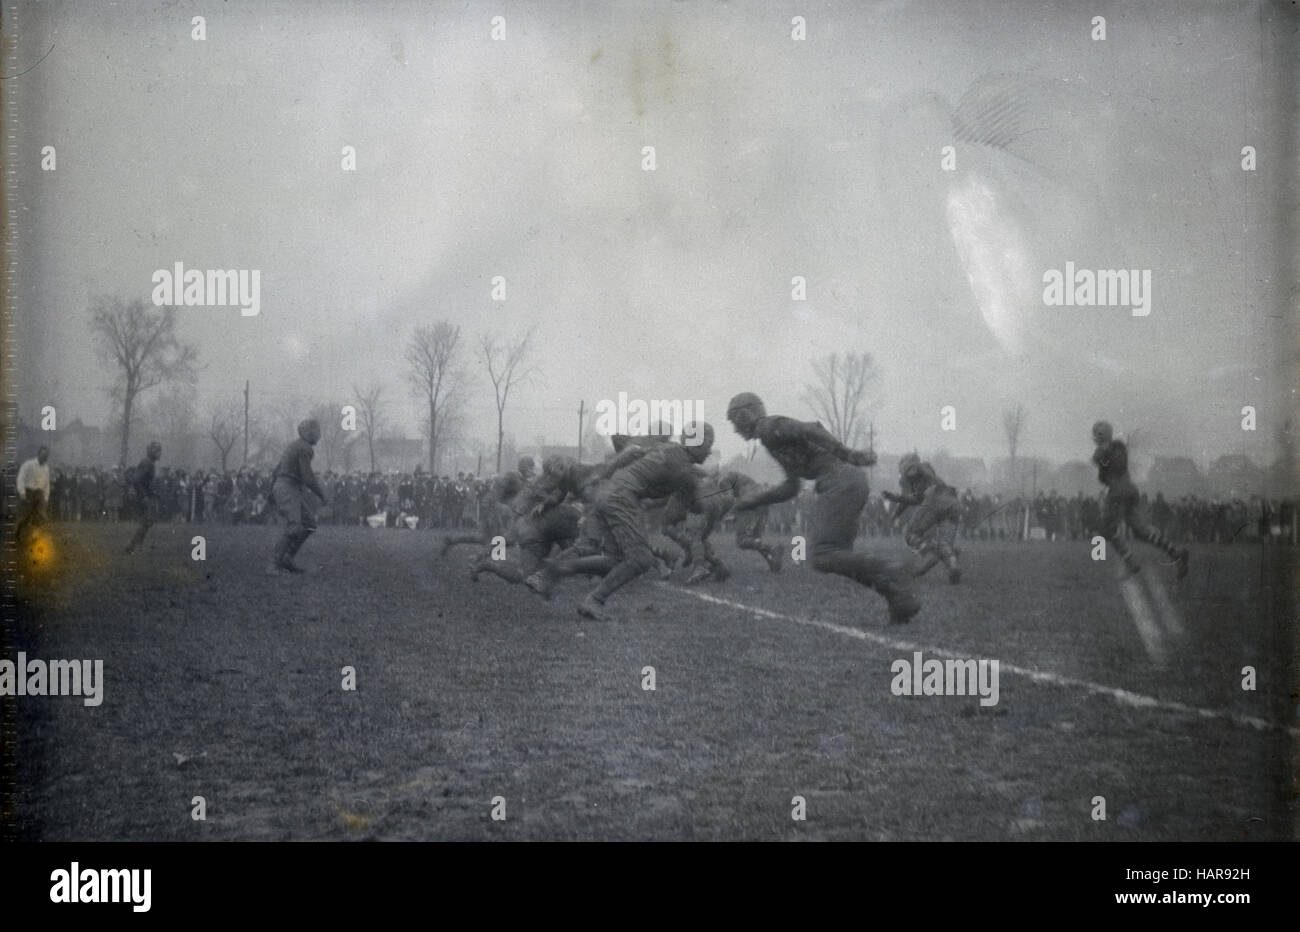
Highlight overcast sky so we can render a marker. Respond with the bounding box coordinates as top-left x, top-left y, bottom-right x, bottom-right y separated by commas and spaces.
10, 0, 1297, 468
